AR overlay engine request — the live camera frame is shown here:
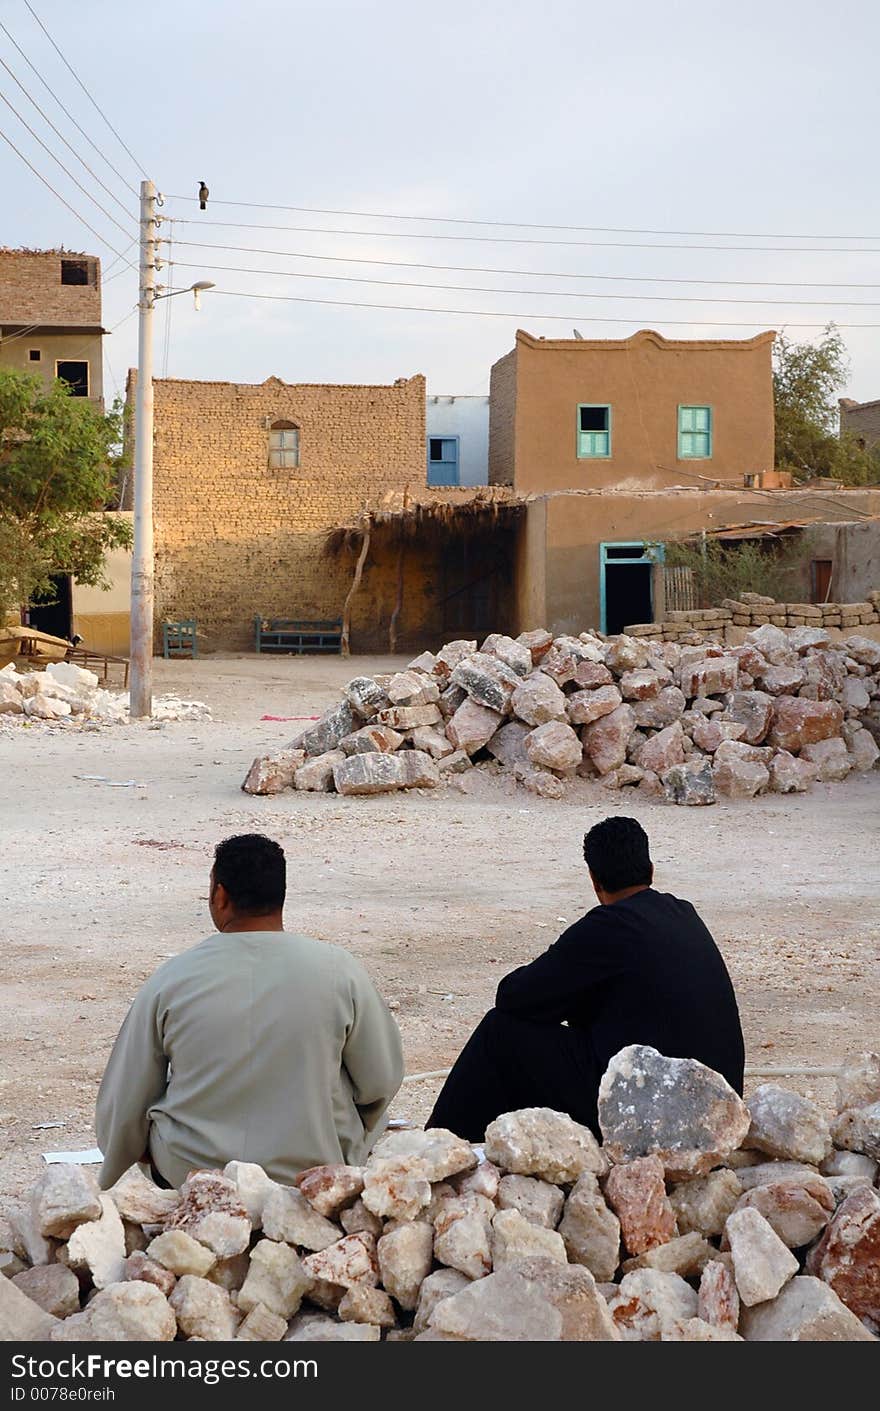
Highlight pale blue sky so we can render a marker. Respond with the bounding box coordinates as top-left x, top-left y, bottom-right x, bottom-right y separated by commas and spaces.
3, 0, 880, 402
